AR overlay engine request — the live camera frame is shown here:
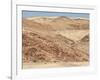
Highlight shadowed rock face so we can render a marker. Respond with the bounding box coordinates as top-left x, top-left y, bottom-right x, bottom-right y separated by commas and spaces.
81, 34, 89, 42
22, 16, 89, 64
